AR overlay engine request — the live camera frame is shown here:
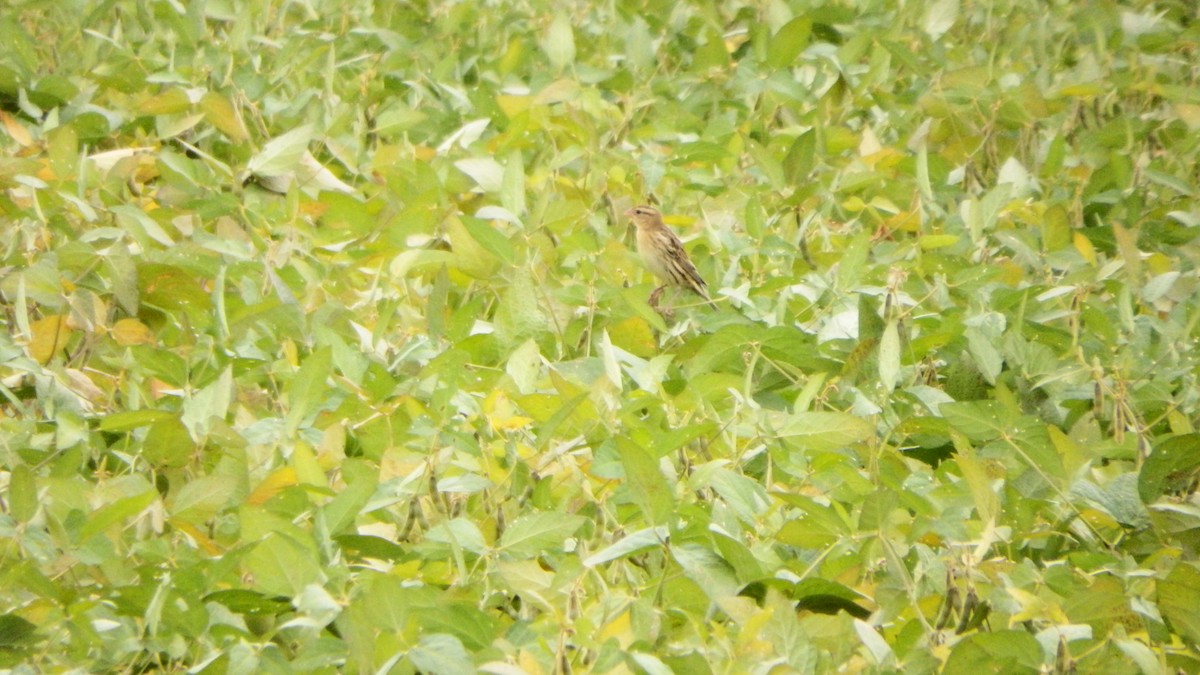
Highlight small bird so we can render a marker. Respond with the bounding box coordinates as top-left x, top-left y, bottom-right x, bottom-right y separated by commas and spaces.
624, 205, 717, 309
